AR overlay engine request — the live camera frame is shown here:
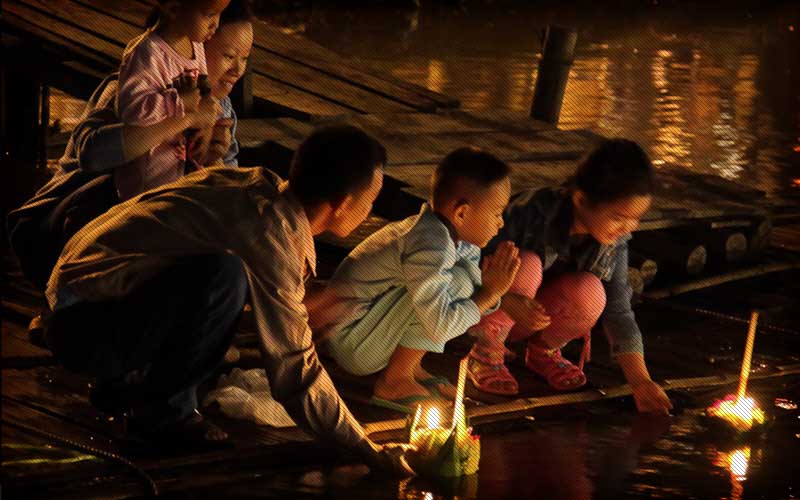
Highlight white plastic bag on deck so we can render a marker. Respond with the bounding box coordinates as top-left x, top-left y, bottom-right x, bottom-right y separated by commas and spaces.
202, 368, 296, 428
